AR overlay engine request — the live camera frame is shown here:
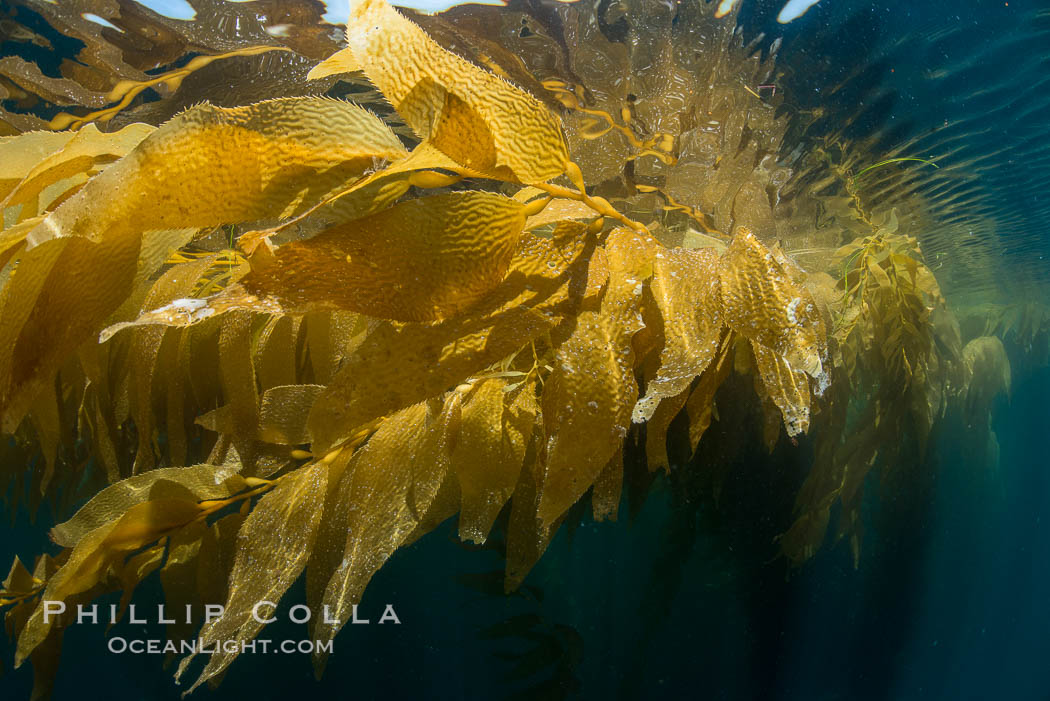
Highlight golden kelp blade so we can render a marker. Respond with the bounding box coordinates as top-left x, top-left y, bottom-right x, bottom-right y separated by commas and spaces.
405, 81, 507, 178
536, 229, 650, 527
49, 462, 246, 549
180, 461, 328, 693
16, 498, 203, 665
0, 234, 148, 434
258, 384, 326, 445
234, 140, 495, 256
112, 190, 529, 328
219, 312, 263, 473
72, 341, 125, 484
505, 433, 554, 591
254, 315, 302, 391
0, 131, 76, 204
720, 228, 825, 380
239, 192, 527, 322
2, 556, 37, 596
99, 290, 281, 344
1, 123, 155, 221
158, 520, 209, 649
0, 97, 405, 432
312, 401, 453, 670
335, 0, 569, 184
0, 216, 42, 272
306, 229, 592, 453
751, 342, 812, 437
307, 47, 360, 79
115, 544, 166, 624
28, 97, 407, 248
454, 378, 534, 544
523, 197, 597, 230
127, 255, 248, 474
633, 247, 724, 423
1, 124, 152, 304
645, 389, 690, 474
591, 448, 624, 521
